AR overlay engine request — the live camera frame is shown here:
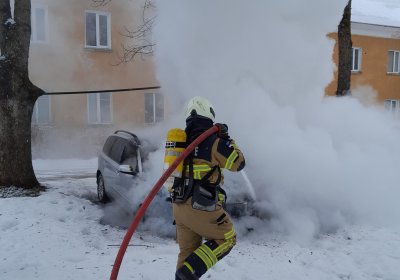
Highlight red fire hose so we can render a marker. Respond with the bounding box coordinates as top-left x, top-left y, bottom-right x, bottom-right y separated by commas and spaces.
110, 125, 219, 280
